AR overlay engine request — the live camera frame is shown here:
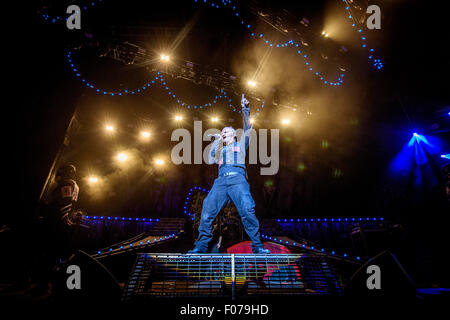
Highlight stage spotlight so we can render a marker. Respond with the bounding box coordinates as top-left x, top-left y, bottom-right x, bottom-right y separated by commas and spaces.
155, 159, 165, 166
281, 119, 290, 125
413, 132, 419, 137
250, 118, 255, 124
441, 154, 450, 159
117, 153, 128, 162
175, 115, 183, 121
211, 116, 219, 122
105, 125, 114, 132
160, 54, 170, 62
88, 176, 99, 184
321, 31, 329, 38
141, 131, 151, 138
247, 80, 257, 88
